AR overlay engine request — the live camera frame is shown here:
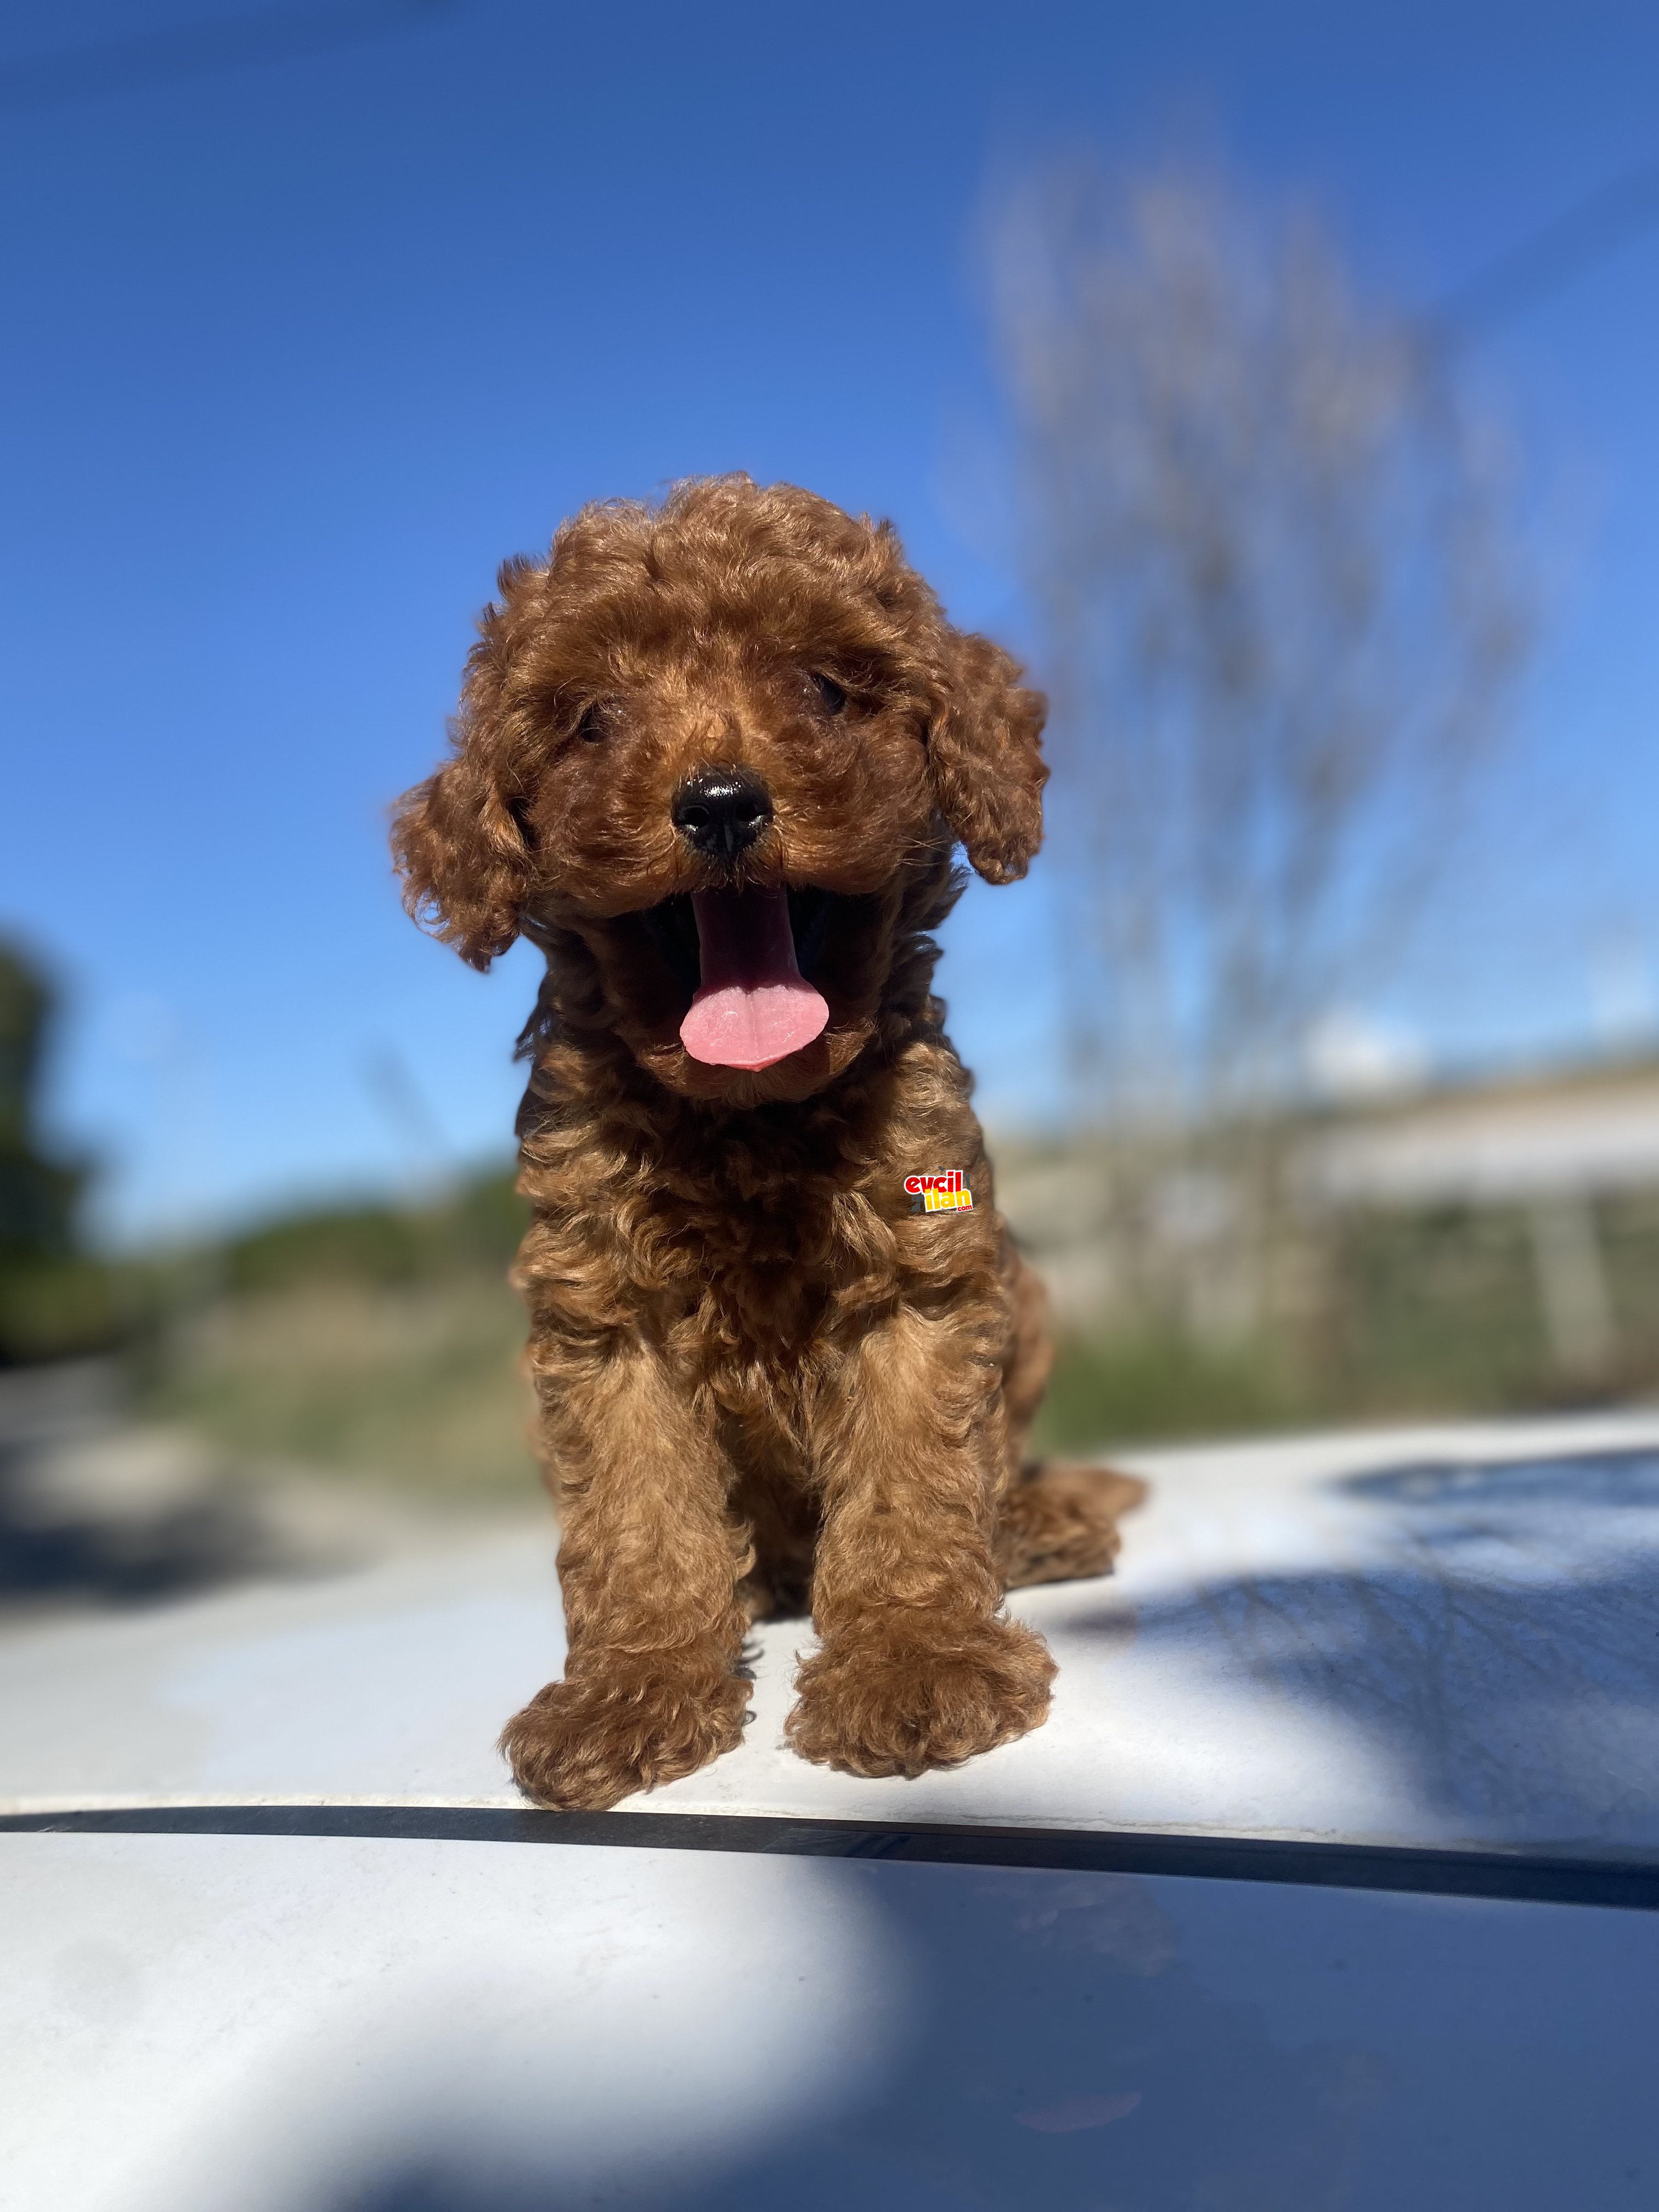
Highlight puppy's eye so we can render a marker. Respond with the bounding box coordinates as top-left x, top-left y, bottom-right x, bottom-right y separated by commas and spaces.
575, 703, 607, 743
809, 672, 848, 716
